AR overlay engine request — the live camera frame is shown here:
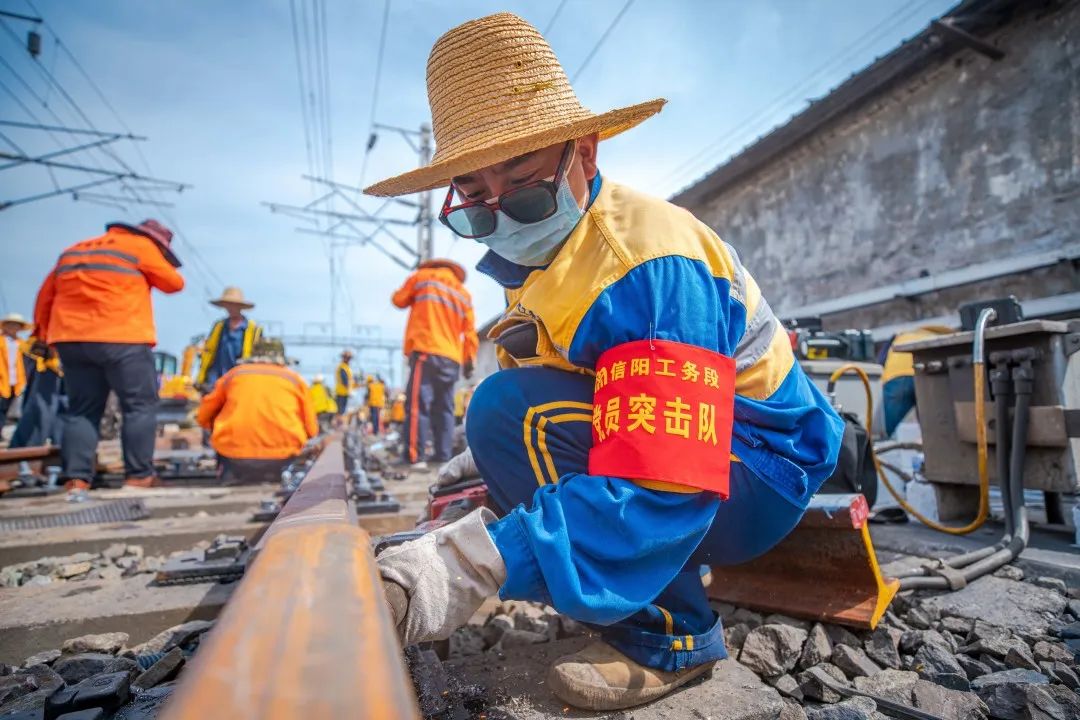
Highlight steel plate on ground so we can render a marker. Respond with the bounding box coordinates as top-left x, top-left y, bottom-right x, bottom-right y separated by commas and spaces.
707, 493, 899, 628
